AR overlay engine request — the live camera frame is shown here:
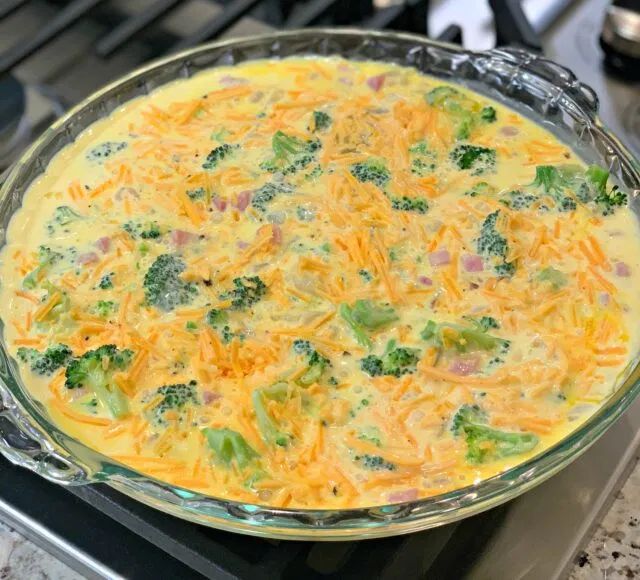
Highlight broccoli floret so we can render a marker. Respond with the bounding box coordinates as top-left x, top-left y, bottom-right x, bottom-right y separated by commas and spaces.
222, 276, 267, 311
251, 182, 293, 212
465, 182, 496, 198
354, 454, 396, 471
23, 246, 63, 289
145, 380, 198, 426
47, 206, 83, 233
536, 266, 567, 290
410, 158, 436, 176
358, 269, 373, 282
86, 141, 127, 162
480, 106, 497, 122
311, 110, 331, 132
143, 255, 197, 311
573, 165, 627, 215
123, 221, 162, 239
203, 427, 259, 469
202, 144, 238, 170
390, 196, 429, 214
37, 282, 70, 325
93, 300, 117, 318
360, 340, 420, 378
296, 206, 315, 221
451, 404, 539, 464
65, 345, 133, 418
530, 165, 578, 212
349, 158, 391, 189
358, 426, 382, 447
295, 345, 330, 387
476, 210, 516, 277
206, 308, 229, 328
17, 344, 72, 375
97, 272, 114, 290
252, 385, 291, 447
595, 185, 627, 215
292, 339, 312, 355
409, 141, 437, 176
339, 300, 399, 349
463, 316, 500, 331
260, 131, 320, 175
450, 145, 496, 176
186, 187, 206, 200
500, 189, 538, 210
421, 319, 510, 354
426, 87, 495, 139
